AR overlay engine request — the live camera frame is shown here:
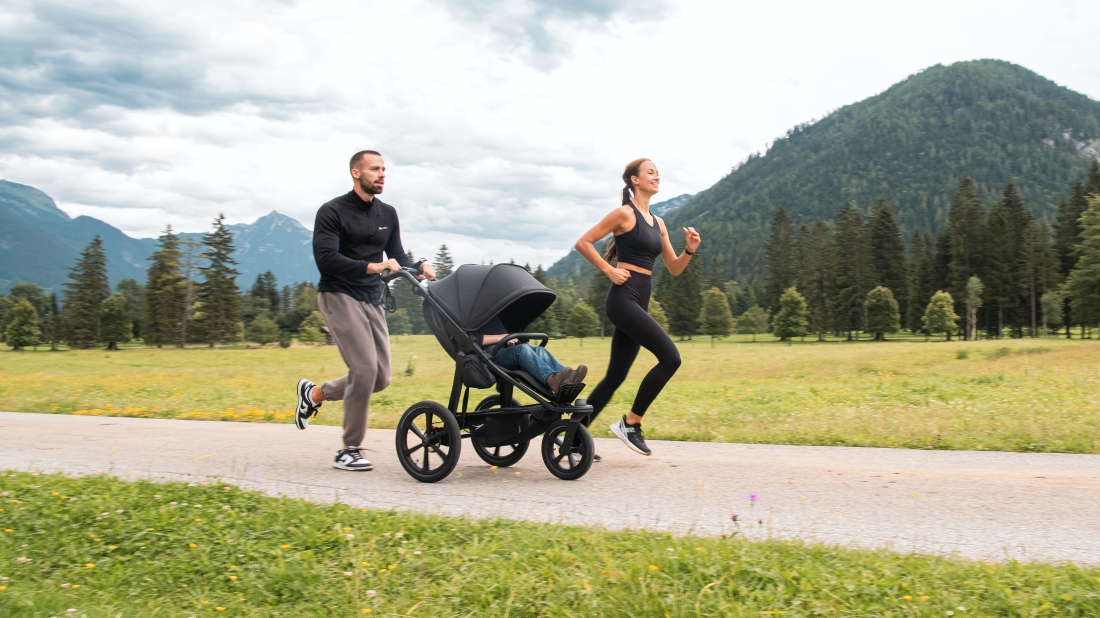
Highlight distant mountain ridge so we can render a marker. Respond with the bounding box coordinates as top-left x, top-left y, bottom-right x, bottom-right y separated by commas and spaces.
663, 59, 1100, 281
0, 180, 316, 294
